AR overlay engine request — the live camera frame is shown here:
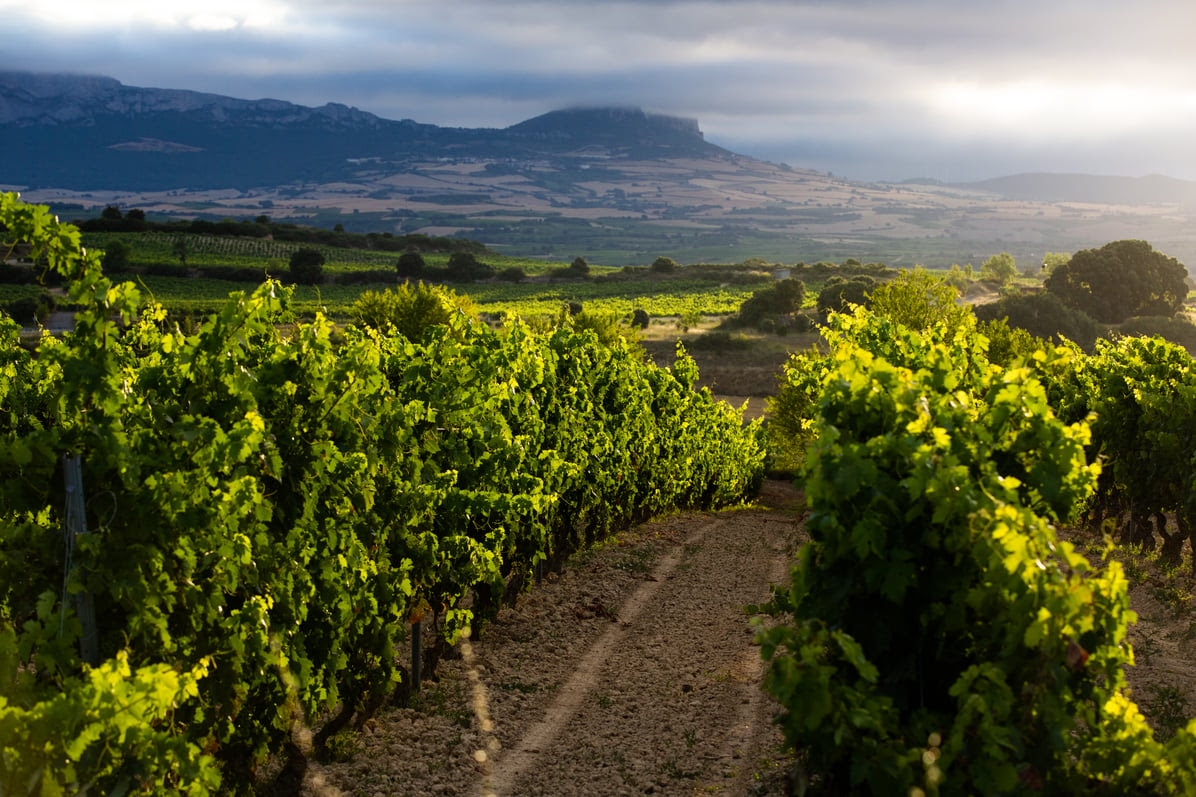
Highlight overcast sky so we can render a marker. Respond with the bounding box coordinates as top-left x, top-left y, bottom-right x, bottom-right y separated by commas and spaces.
5, 0, 1196, 182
